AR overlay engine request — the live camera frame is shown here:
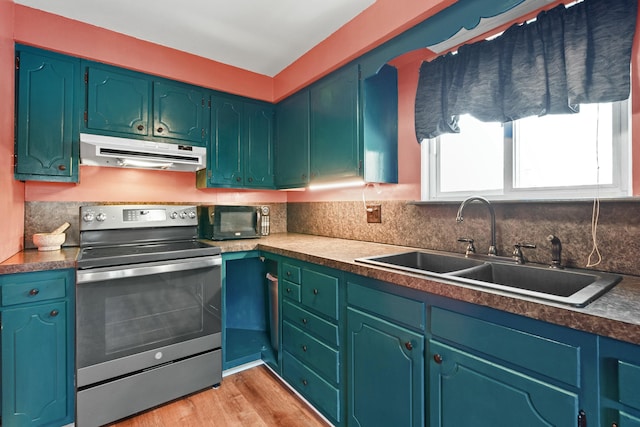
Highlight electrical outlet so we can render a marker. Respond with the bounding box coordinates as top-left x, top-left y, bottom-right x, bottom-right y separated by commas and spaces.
366, 204, 381, 223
